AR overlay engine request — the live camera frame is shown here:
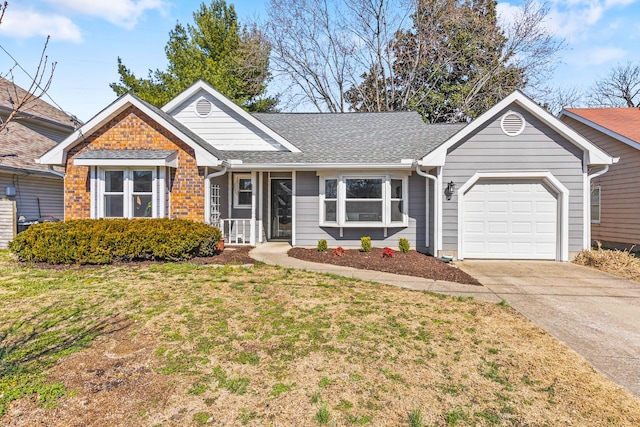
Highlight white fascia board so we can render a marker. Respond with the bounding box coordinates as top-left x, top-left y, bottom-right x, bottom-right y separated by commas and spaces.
37, 94, 222, 167
161, 80, 302, 153
74, 158, 177, 167
559, 109, 640, 151
228, 163, 416, 171
420, 90, 616, 166
419, 150, 447, 167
